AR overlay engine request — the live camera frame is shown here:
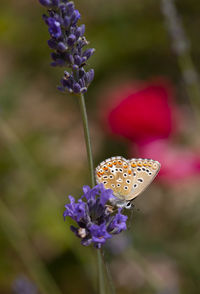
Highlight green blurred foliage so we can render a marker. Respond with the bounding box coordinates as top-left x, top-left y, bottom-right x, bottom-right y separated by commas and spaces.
0, 0, 200, 293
